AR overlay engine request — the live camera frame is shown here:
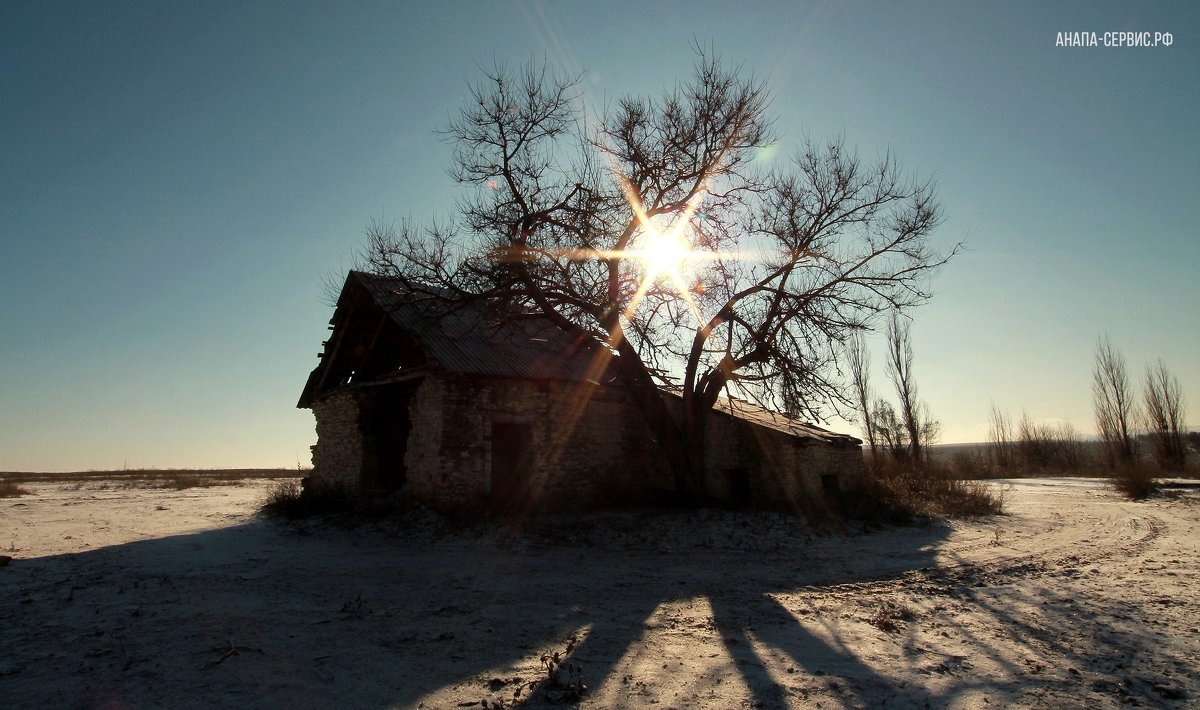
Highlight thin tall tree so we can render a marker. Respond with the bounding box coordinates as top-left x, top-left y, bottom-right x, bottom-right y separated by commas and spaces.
1143, 359, 1187, 471
987, 403, 1014, 471
885, 313, 923, 465
1092, 335, 1138, 466
847, 332, 878, 463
